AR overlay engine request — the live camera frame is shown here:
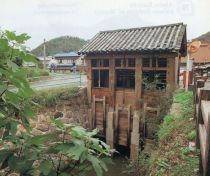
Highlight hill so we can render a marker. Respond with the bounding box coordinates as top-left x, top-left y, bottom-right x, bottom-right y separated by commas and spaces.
32, 36, 87, 56
195, 31, 210, 42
